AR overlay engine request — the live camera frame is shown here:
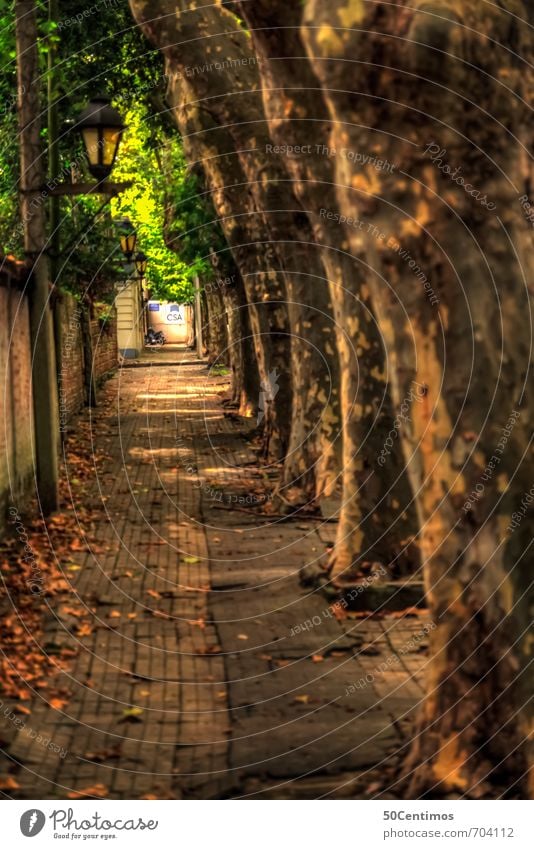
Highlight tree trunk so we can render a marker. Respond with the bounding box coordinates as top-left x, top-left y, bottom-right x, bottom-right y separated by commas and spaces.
302, 0, 534, 795
204, 281, 228, 367
237, 0, 418, 572
217, 268, 260, 415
